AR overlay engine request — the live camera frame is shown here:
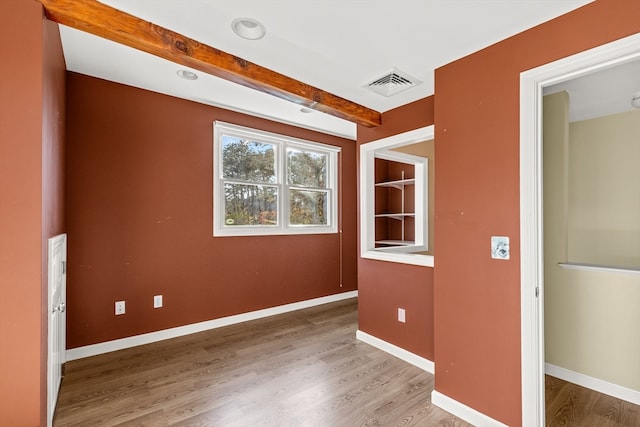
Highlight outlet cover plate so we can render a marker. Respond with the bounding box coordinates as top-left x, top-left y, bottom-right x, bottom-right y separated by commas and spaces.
398, 308, 406, 323
154, 295, 163, 308
491, 236, 510, 260
115, 301, 125, 315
